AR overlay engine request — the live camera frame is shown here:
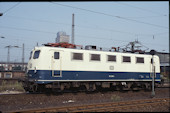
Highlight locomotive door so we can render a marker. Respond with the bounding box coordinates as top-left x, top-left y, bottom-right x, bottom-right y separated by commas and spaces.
51, 50, 63, 77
